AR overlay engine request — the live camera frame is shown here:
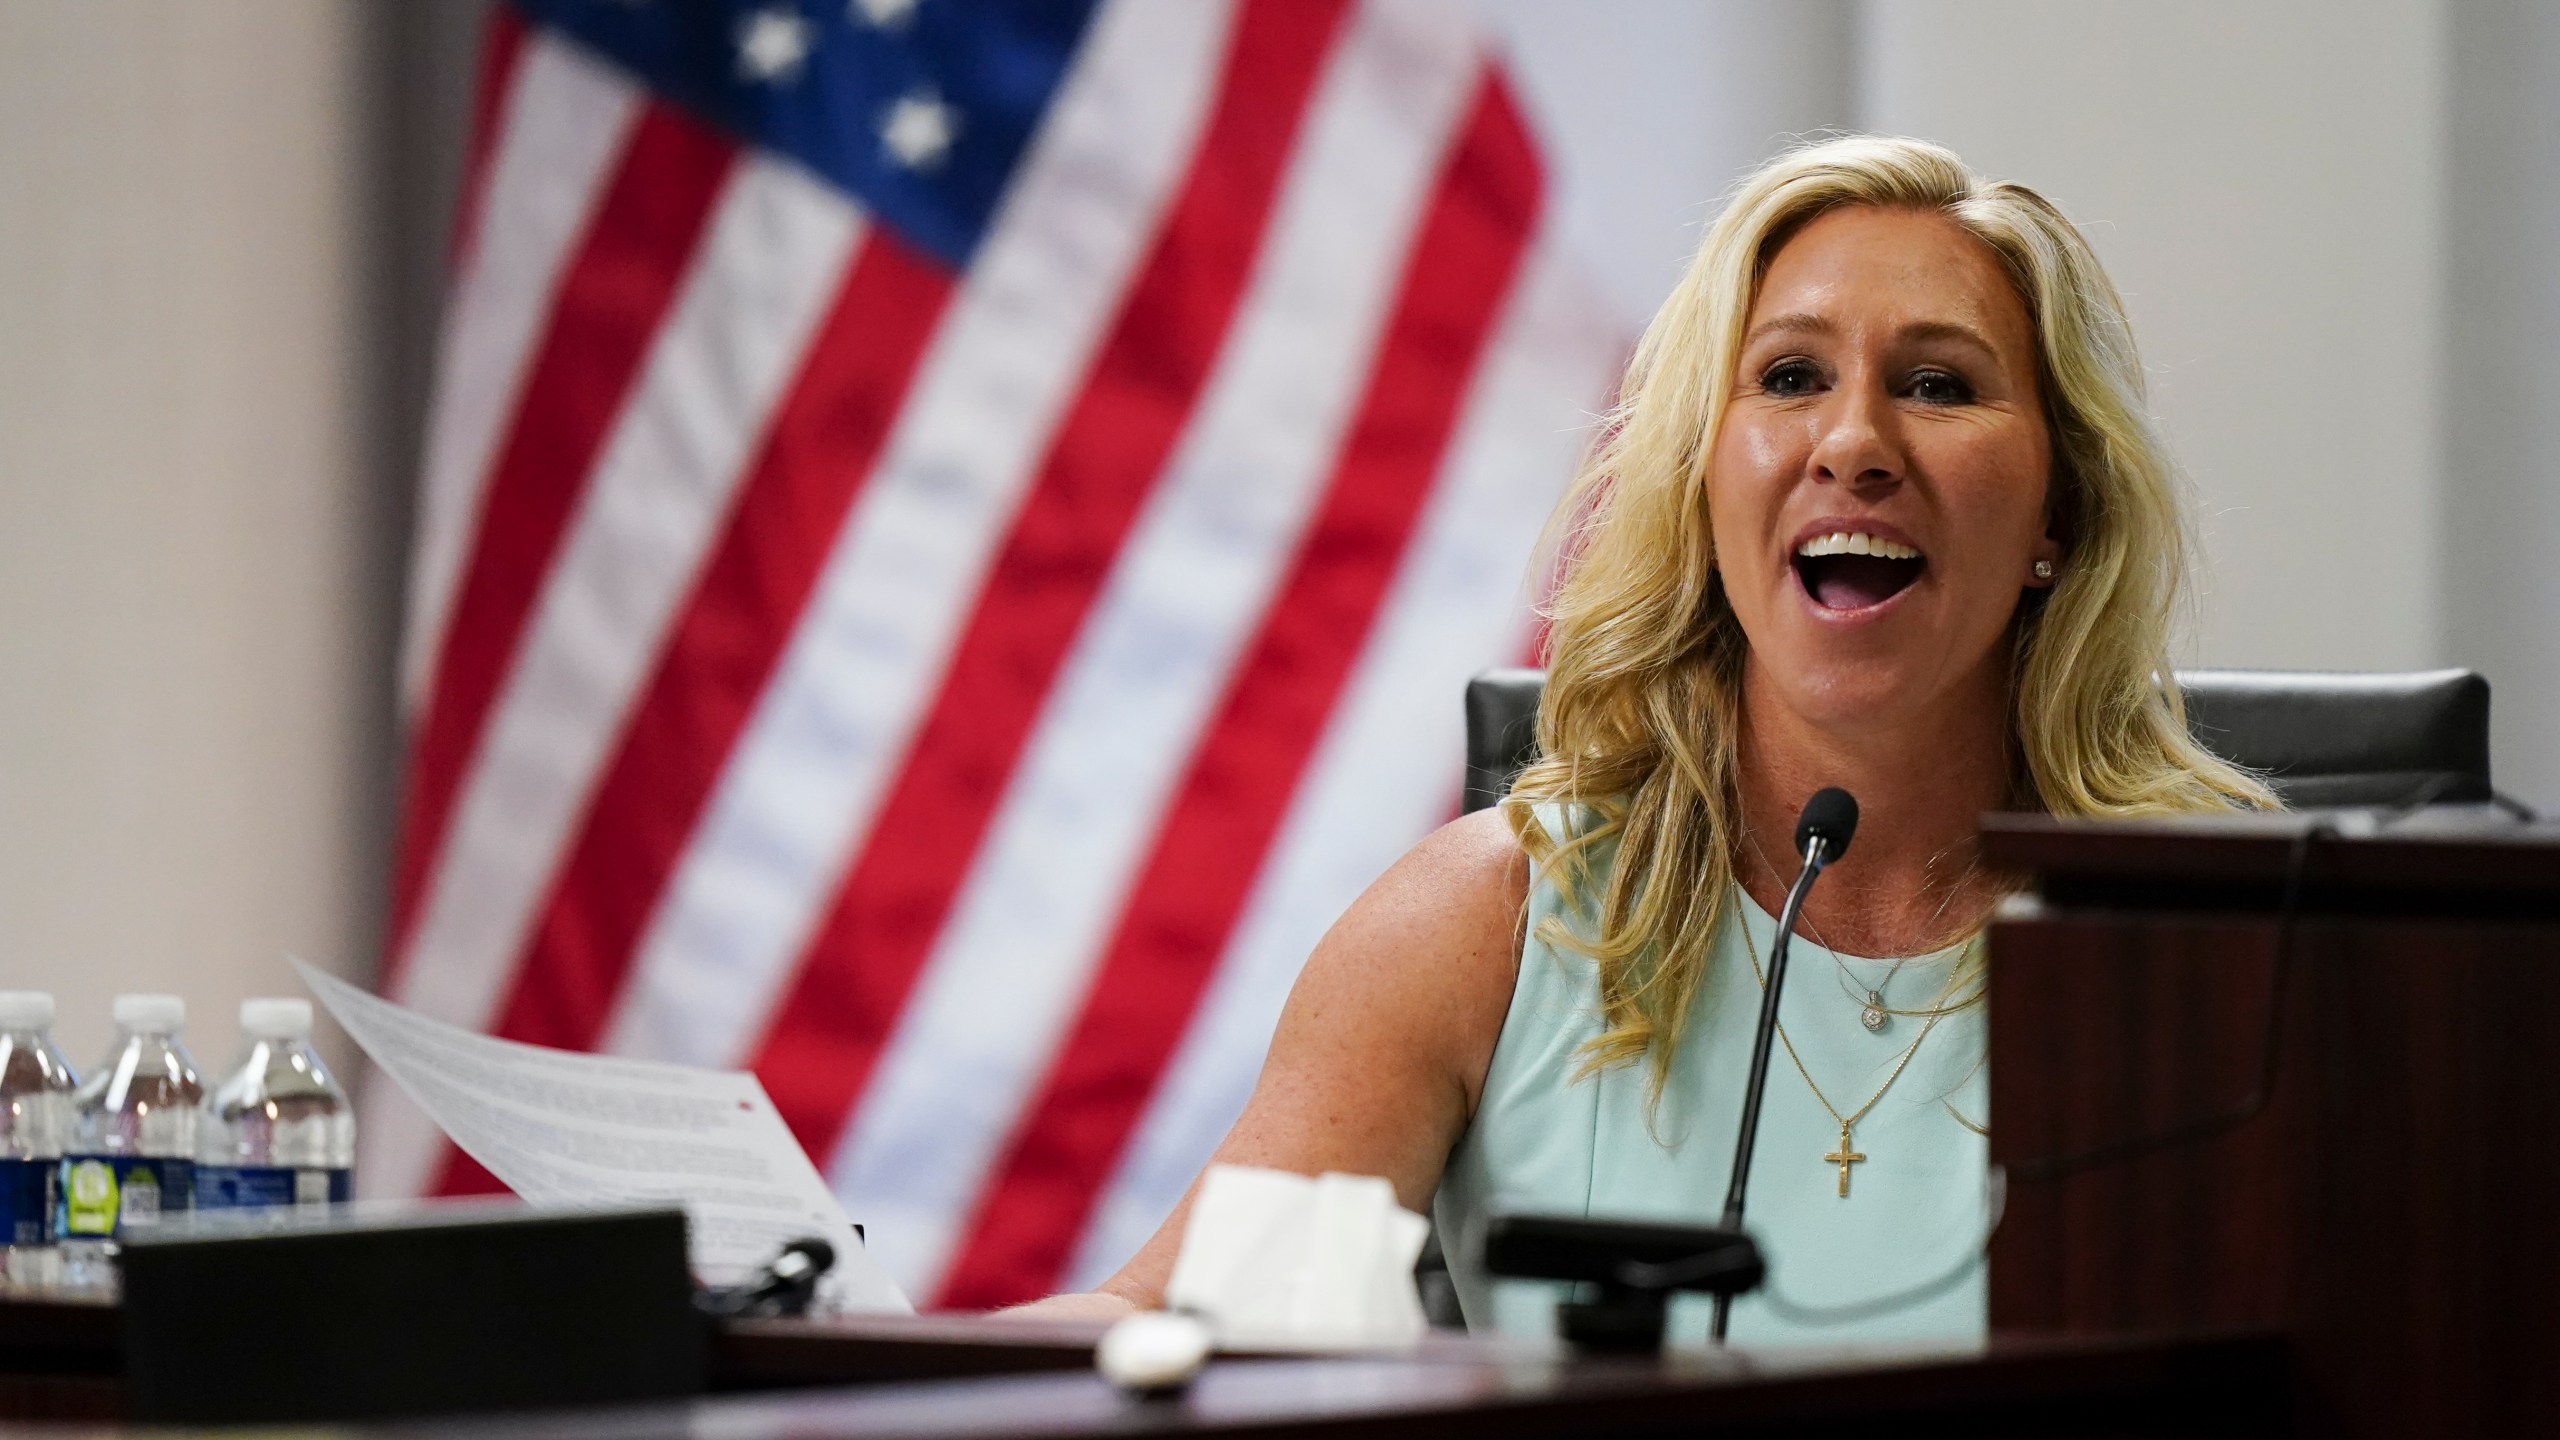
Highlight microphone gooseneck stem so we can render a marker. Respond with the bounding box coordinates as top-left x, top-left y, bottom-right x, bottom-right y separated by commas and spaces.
1709, 832, 1830, 1343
